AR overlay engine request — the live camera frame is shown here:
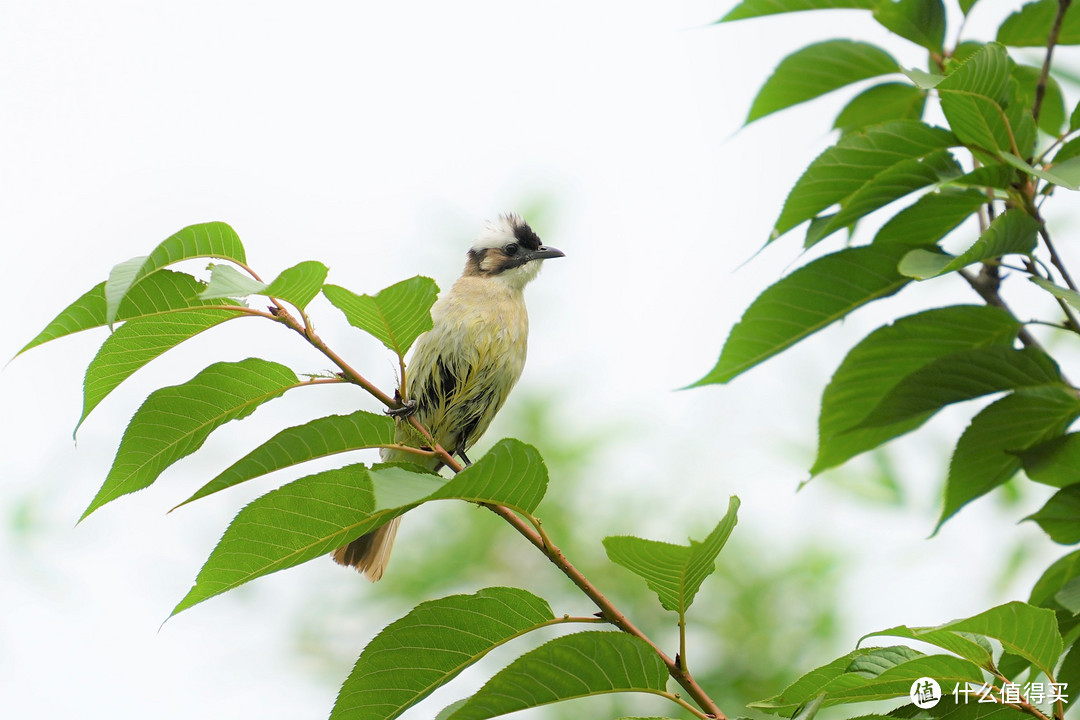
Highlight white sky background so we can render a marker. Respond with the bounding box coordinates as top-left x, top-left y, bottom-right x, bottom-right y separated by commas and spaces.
1, 1, 1077, 718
